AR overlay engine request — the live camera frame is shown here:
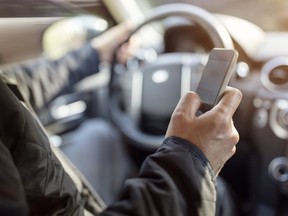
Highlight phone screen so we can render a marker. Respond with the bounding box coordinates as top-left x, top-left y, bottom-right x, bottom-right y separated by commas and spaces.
196, 48, 238, 111
197, 58, 231, 105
